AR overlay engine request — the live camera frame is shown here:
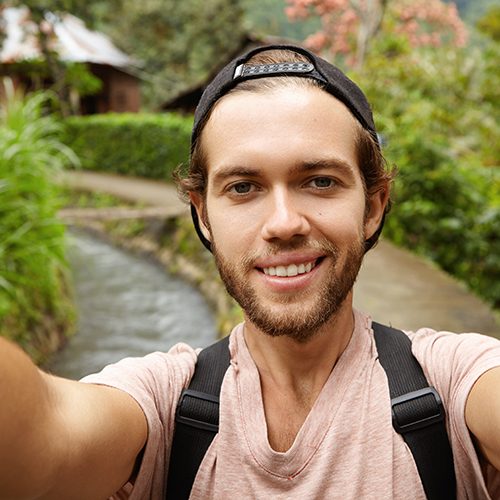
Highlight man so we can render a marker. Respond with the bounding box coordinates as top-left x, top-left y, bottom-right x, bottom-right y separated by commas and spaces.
0, 44, 499, 499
